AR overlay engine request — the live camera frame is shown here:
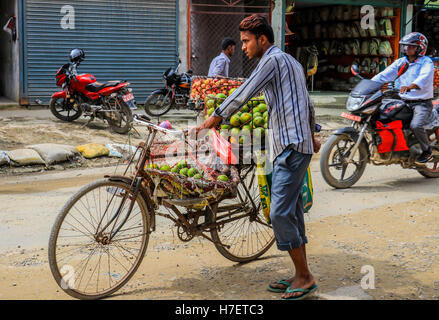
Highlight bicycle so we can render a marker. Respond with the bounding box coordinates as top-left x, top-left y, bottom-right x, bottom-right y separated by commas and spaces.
48, 114, 275, 299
